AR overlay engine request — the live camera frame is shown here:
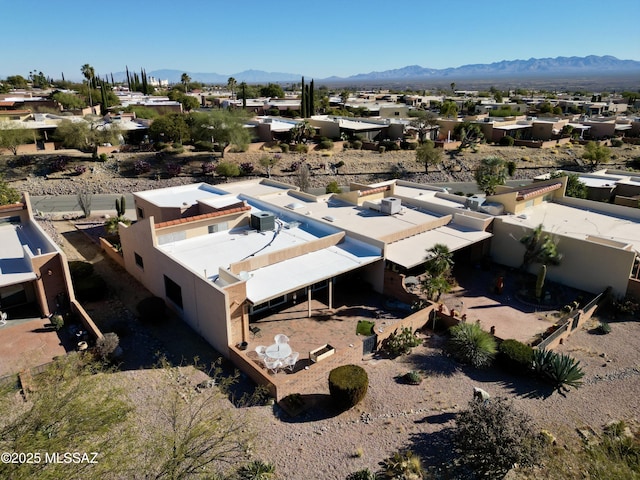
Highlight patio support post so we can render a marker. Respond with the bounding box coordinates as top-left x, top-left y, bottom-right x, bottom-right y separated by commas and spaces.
328, 278, 333, 310
307, 286, 312, 318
